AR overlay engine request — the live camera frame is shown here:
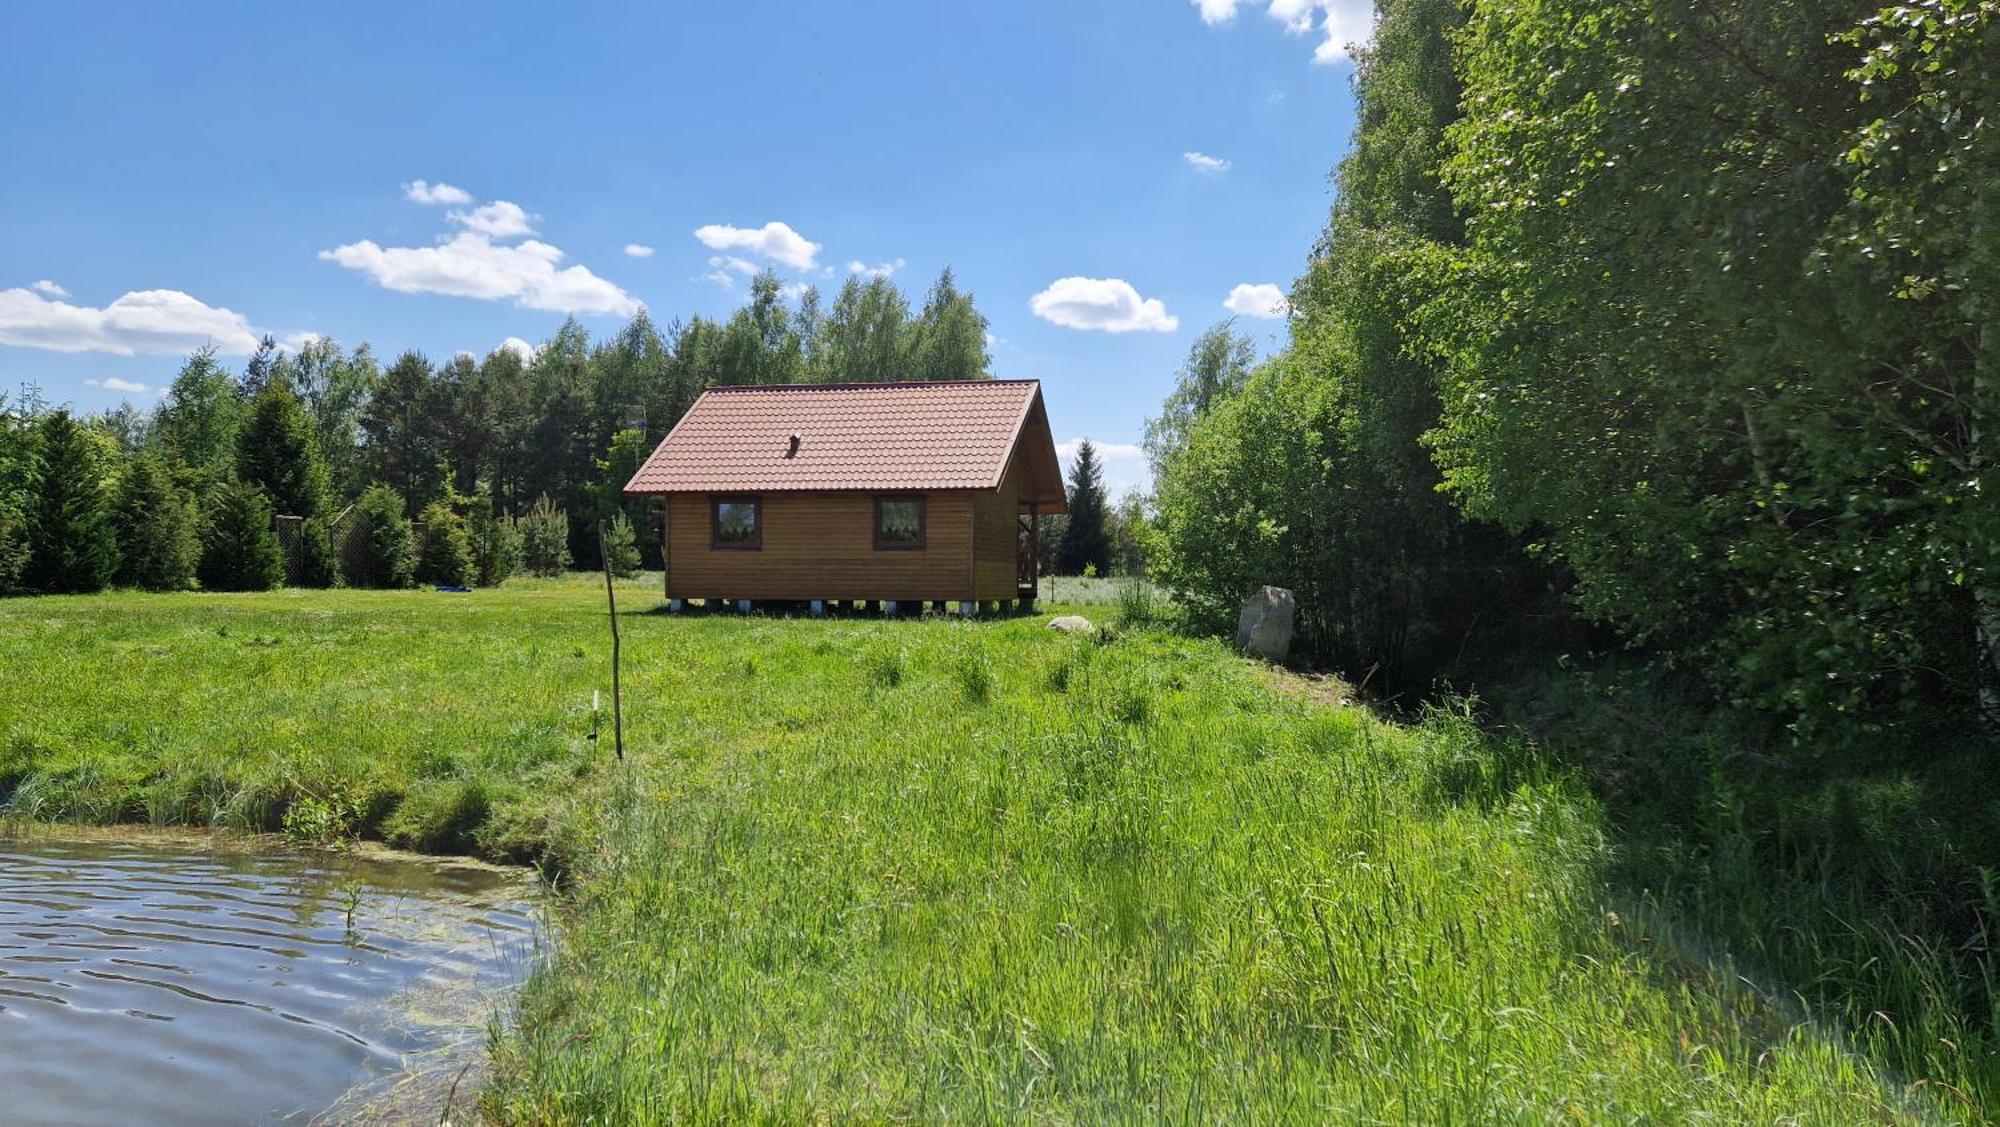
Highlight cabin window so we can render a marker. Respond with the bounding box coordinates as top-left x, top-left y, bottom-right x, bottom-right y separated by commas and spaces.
711, 496, 761, 549
874, 495, 925, 550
